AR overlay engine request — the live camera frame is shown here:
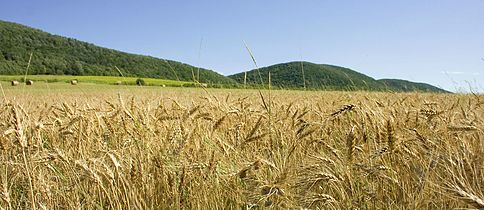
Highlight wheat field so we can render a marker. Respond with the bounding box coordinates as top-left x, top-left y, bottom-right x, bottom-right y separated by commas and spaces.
0, 83, 482, 209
